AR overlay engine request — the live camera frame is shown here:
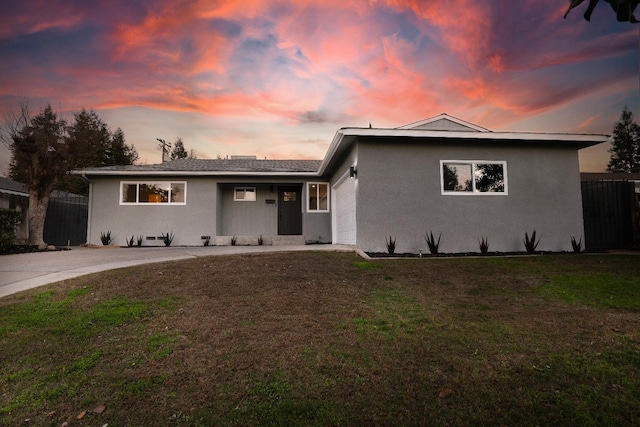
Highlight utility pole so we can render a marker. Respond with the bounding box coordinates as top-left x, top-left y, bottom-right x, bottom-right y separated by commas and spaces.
156, 138, 172, 163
